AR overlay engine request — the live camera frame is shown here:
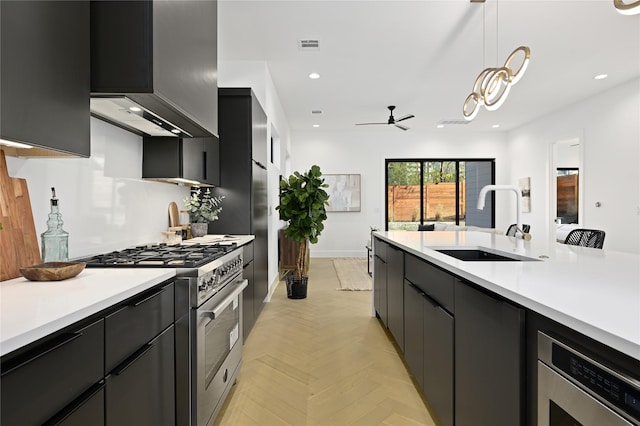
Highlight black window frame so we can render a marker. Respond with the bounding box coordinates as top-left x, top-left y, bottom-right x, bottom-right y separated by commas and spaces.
384, 158, 496, 231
